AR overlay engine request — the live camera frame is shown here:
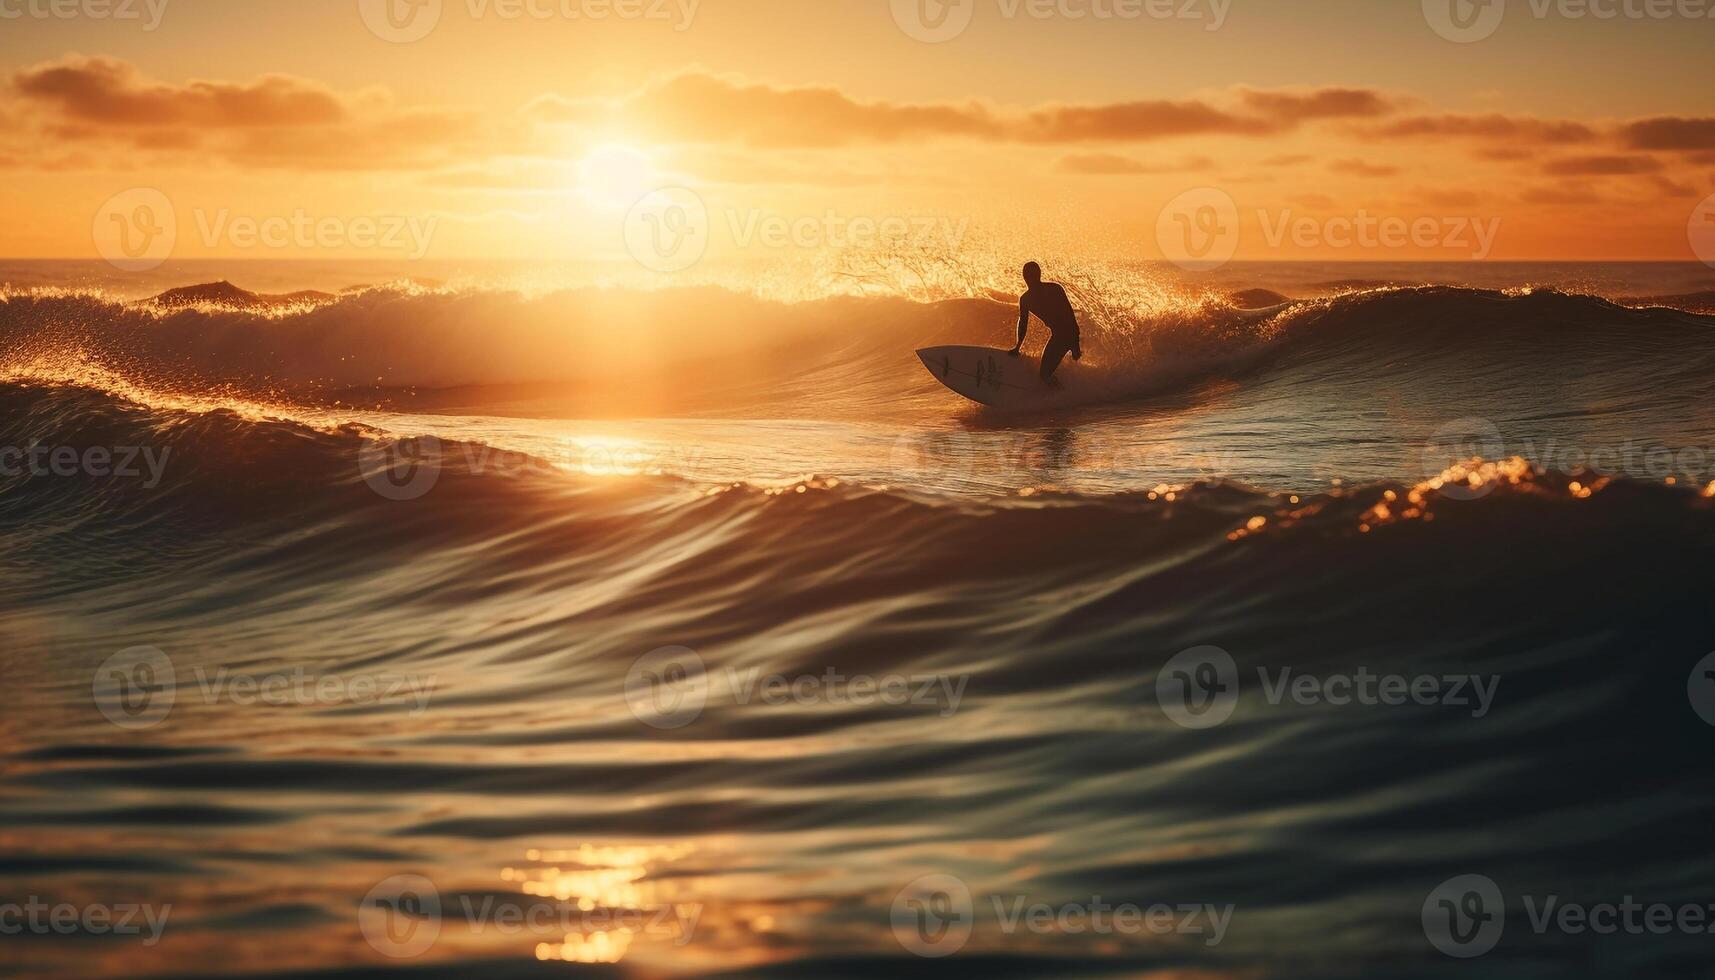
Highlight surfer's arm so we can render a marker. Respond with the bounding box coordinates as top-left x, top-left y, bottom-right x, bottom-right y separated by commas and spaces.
1010, 301, 1030, 355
